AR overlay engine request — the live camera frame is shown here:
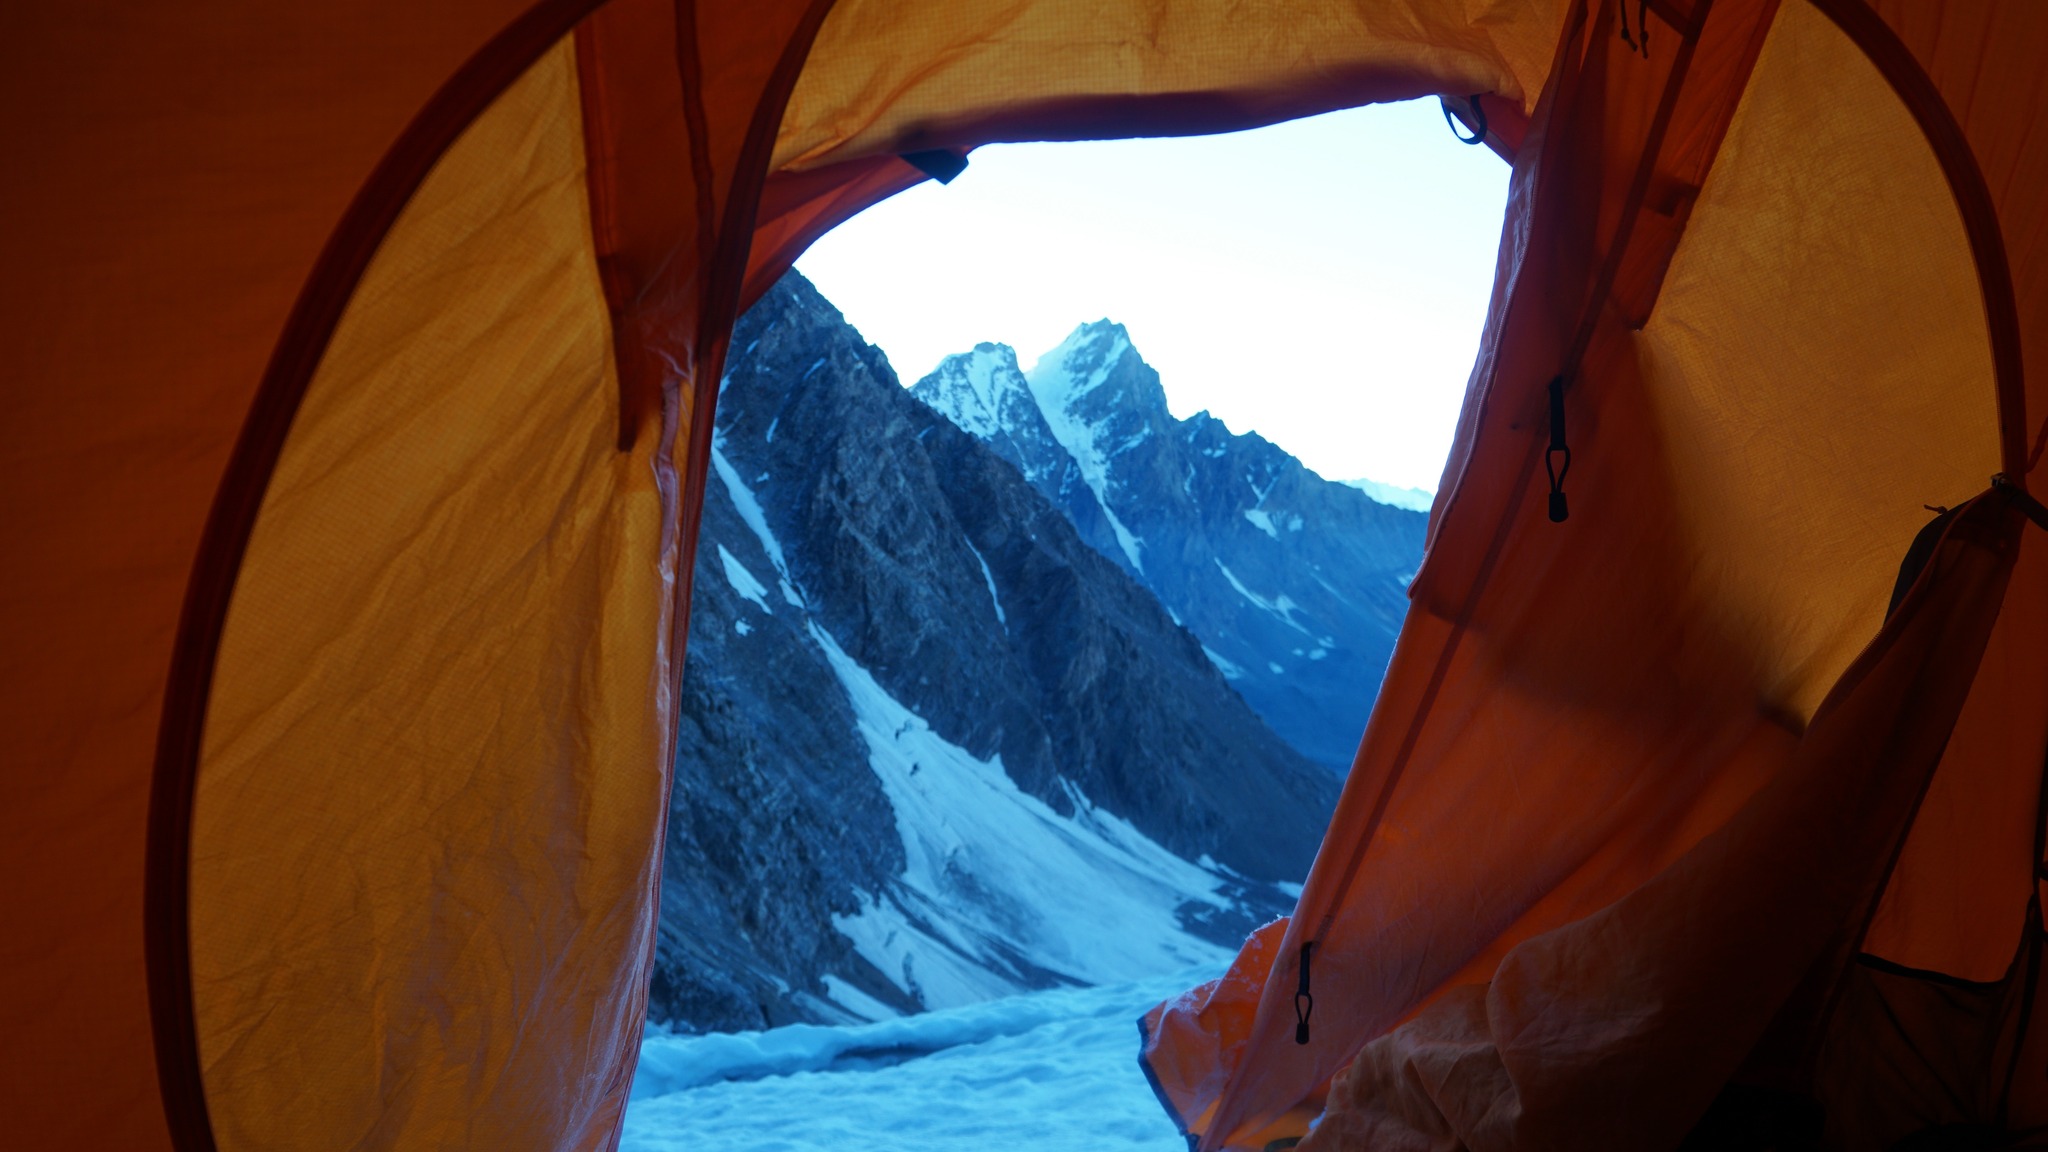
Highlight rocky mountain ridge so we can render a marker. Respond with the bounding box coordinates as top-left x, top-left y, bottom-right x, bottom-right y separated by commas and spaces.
914, 322, 1428, 772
